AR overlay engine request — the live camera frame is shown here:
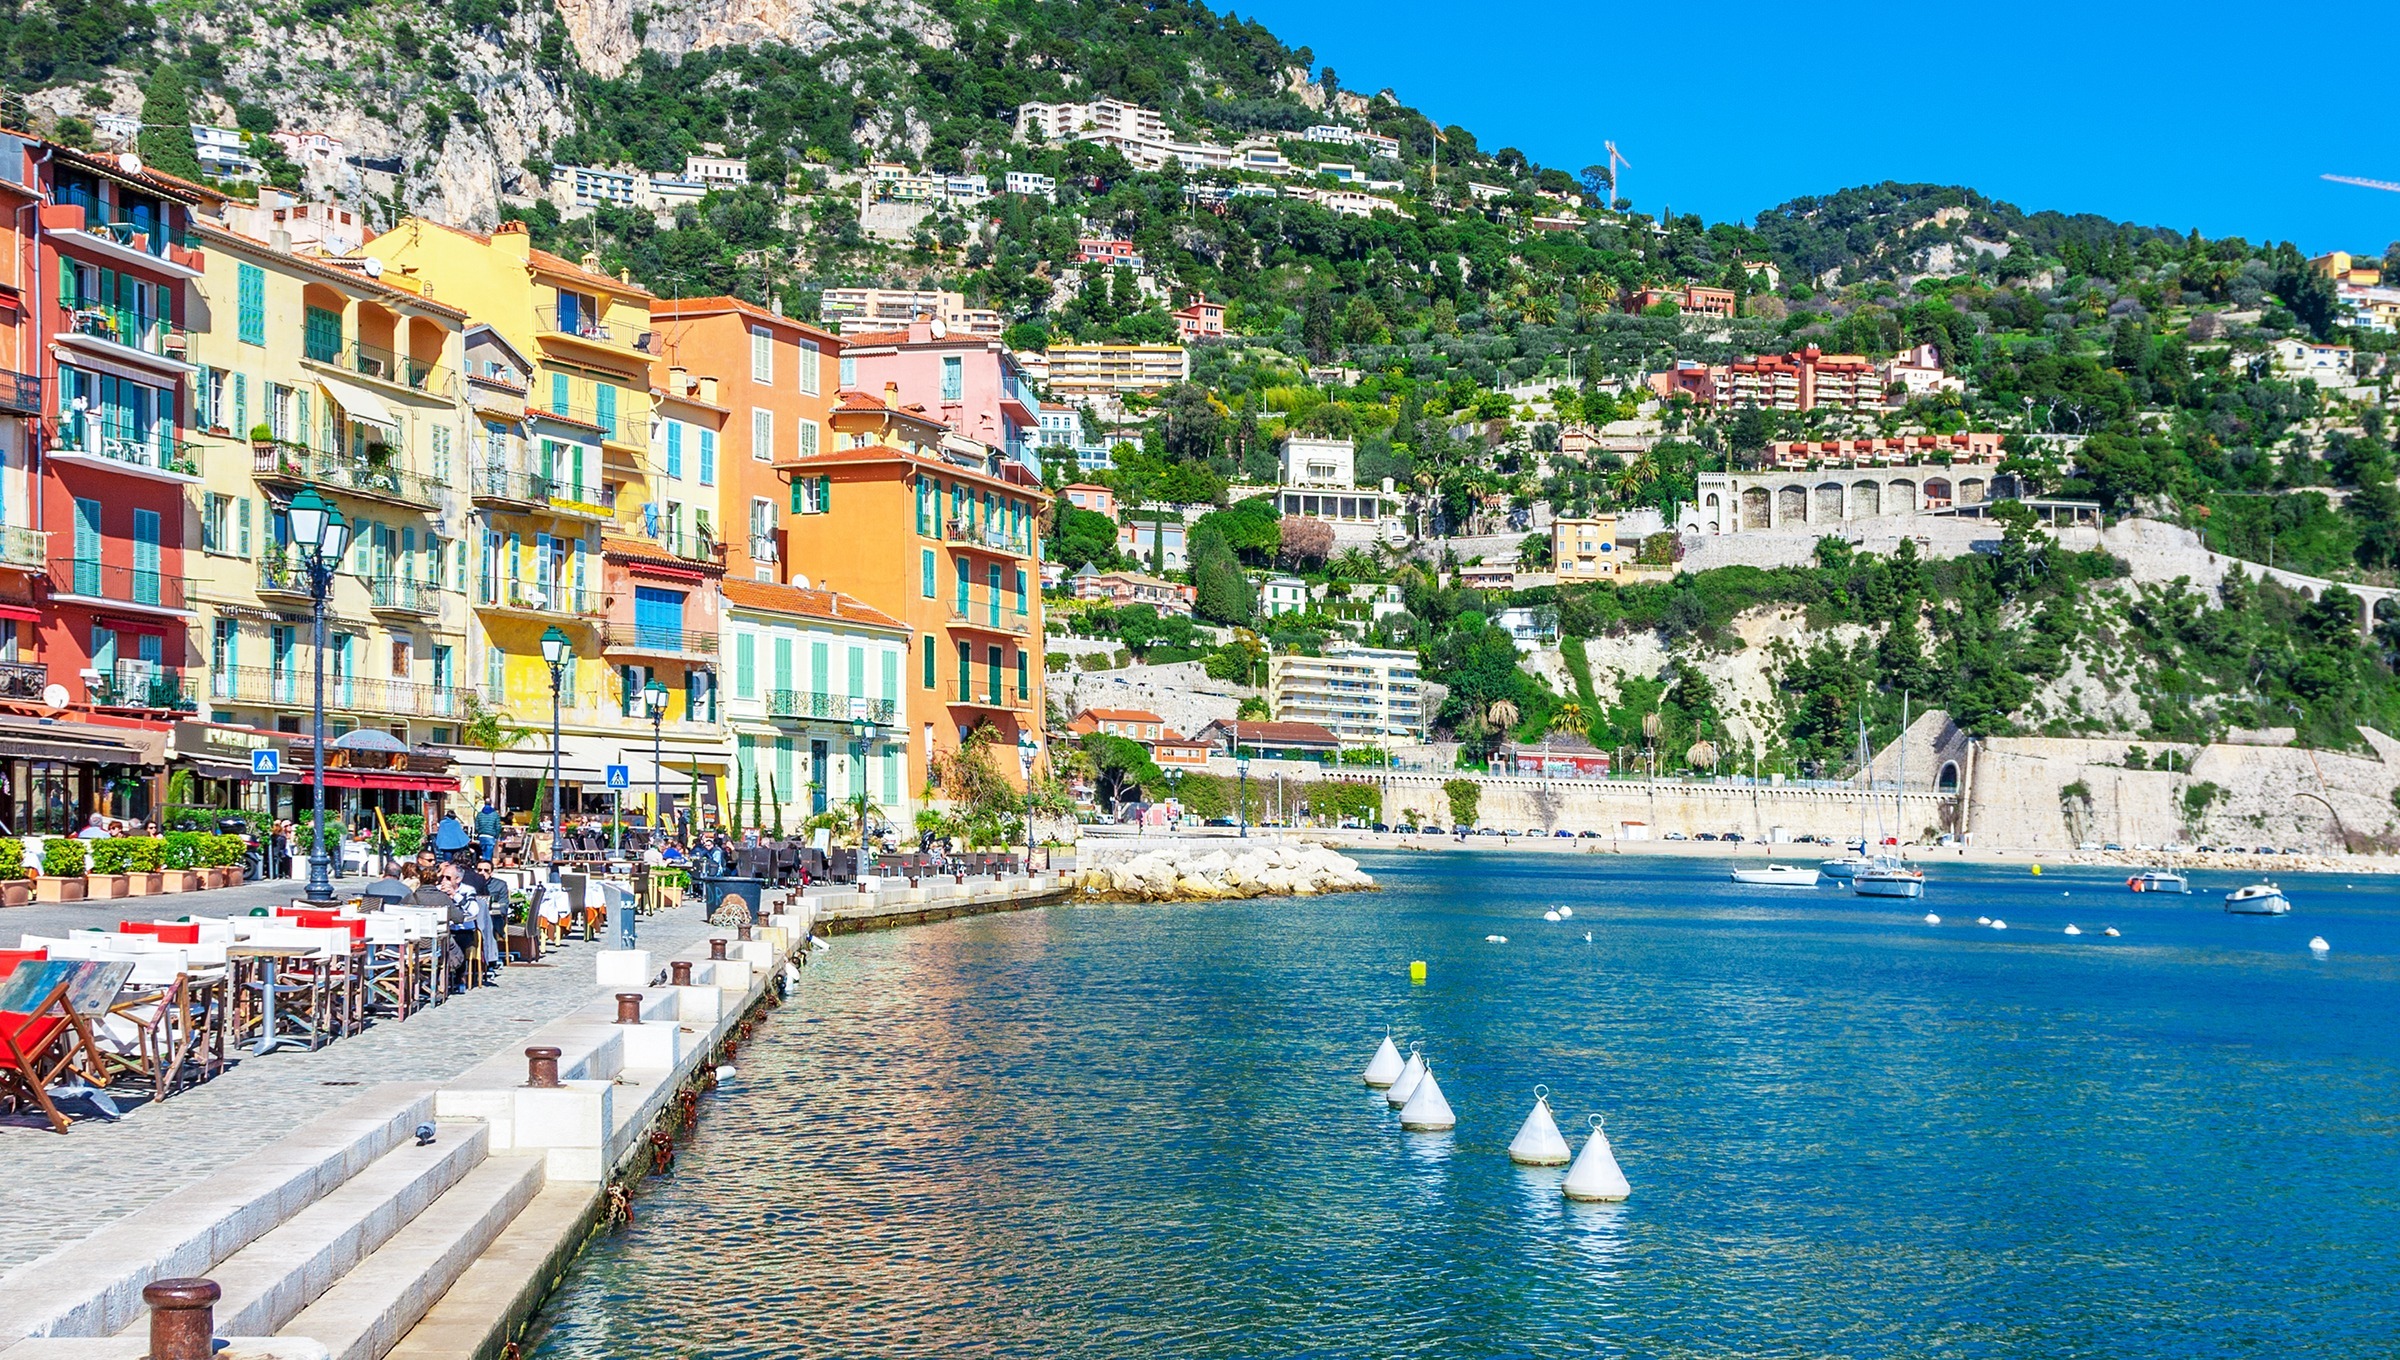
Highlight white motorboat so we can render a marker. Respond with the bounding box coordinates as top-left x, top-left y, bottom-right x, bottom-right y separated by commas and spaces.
1818, 854, 1869, 880
1852, 856, 1926, 899
1731, 864, 1822, 887
2127, 869, 2190, 895
2223, 882, 2290, 915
